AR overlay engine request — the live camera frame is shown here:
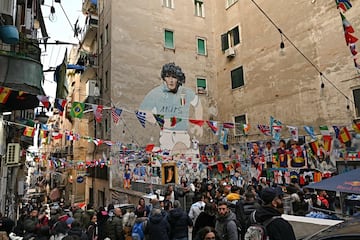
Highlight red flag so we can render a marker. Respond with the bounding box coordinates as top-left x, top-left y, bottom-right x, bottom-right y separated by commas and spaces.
217, 162, 224, 173
170, 116, 182, 127
145, 144, 155, 152
0, 87, 11, 104
223, 122, 235, 128
189, 119, 205, 127
323, 135, 332, 153
52, 132, 63, 140
37, 95, 50, 109
345, 32, 358, 45
207, 121, 218, 134
92, 105, 103, 123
